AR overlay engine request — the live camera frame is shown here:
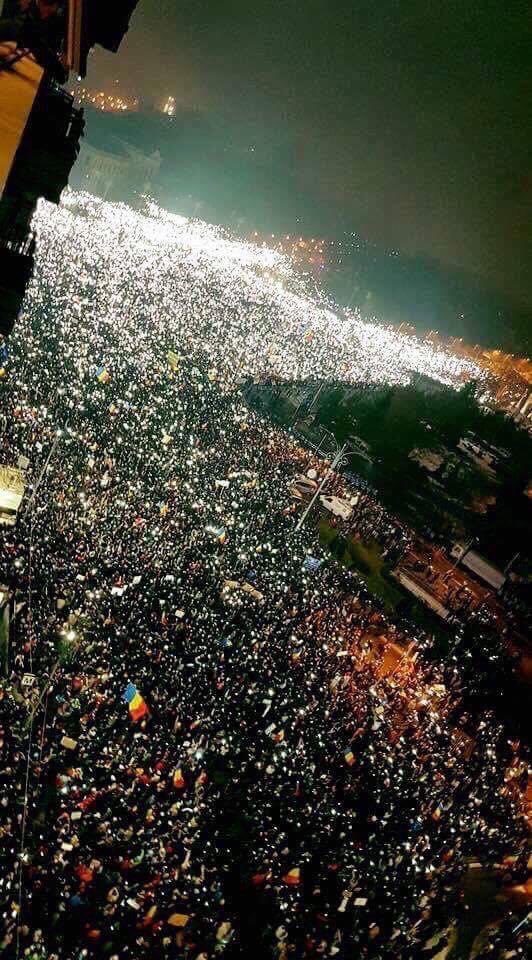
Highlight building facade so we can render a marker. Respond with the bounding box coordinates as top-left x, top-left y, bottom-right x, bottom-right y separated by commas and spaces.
73, 138, 160, 202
